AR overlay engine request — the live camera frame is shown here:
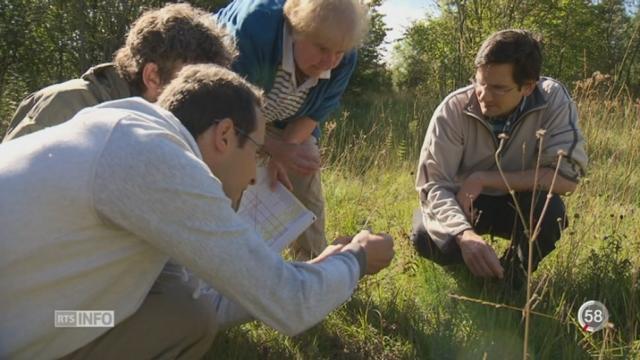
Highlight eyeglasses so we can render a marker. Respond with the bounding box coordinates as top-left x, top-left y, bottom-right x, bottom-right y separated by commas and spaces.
212, 119, 271, 163
236, 127, 271, 162
470, 78, 516, 97
232, 126, 263, 149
